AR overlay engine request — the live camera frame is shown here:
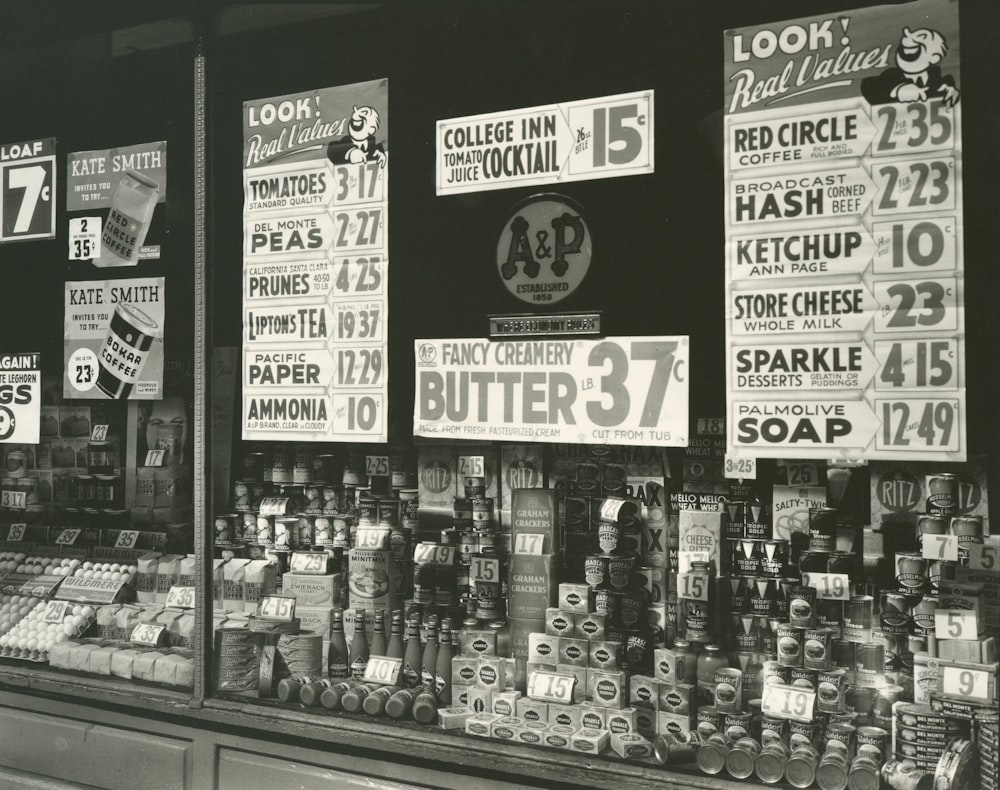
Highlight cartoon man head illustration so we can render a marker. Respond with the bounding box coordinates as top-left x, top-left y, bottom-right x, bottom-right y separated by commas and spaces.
861, 27, 960, 107
326, 105, 387, 167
